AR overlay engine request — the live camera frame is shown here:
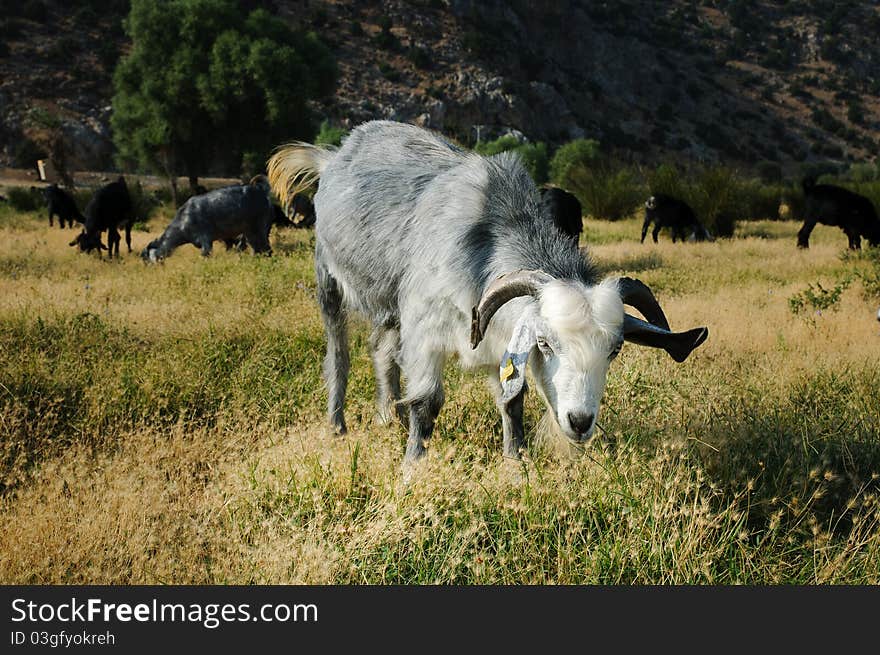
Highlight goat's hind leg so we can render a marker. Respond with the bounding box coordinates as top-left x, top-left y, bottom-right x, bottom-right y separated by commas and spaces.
370, 321, 405, 426
316, 253, 349, 435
